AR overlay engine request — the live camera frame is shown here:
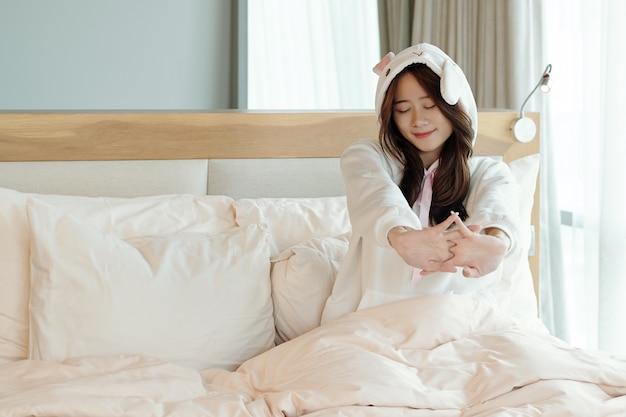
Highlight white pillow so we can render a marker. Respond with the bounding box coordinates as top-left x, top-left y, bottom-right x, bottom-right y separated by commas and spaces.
271, 234, 349, 344
501, 153, 541, 323
0, 186, 236, 364
234, 196, 351, 259
26, 198, 273, 370
509, 153, 540, 250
